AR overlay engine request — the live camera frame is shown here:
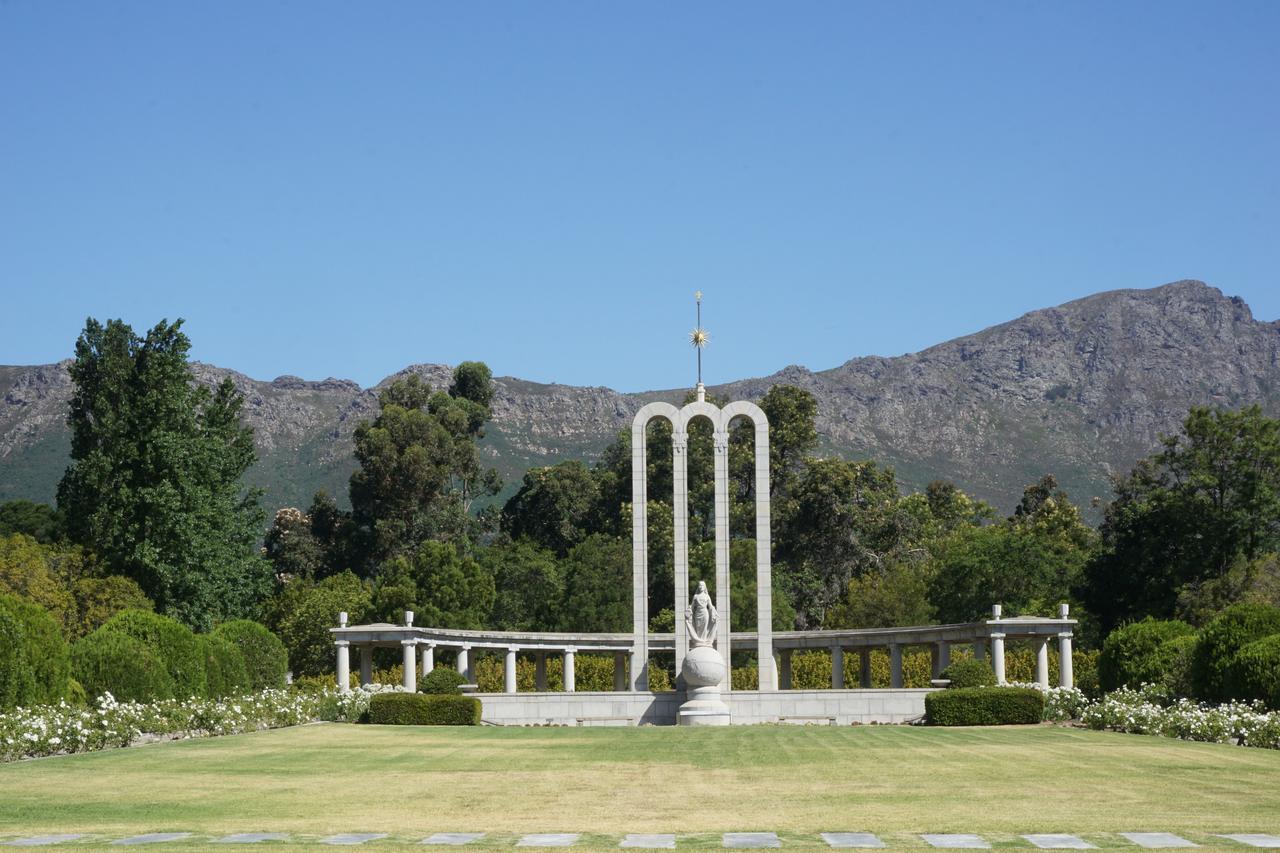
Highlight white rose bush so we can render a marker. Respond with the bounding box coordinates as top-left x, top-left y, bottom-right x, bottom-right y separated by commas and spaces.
1081, 685, 1280, 749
